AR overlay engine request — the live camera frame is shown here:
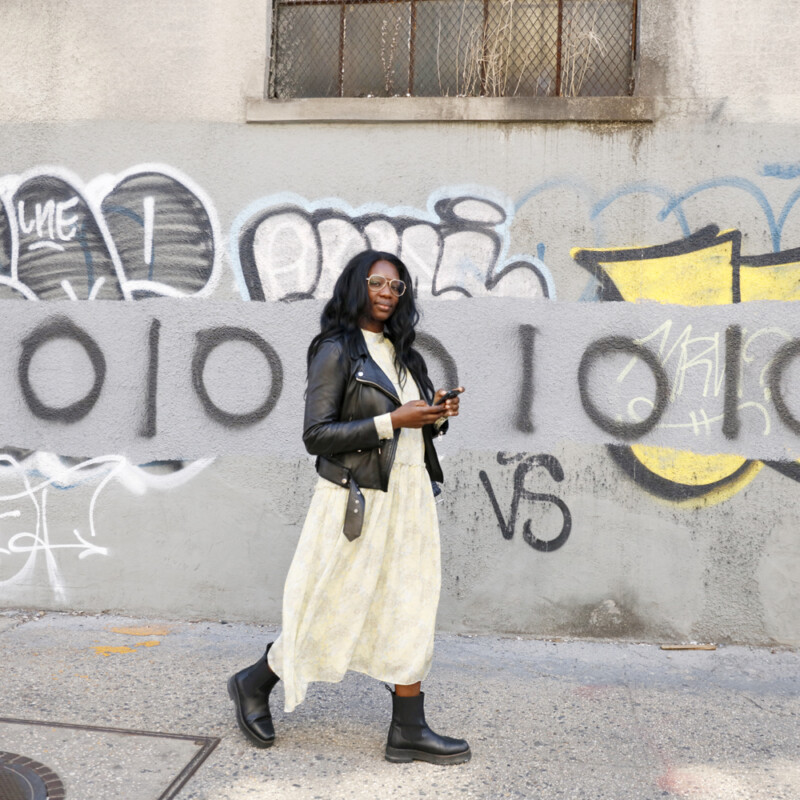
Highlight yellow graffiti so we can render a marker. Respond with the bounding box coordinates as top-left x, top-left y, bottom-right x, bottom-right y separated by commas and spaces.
741, 261, 800, 301
574, 227, 800, 308
93, 640, 160, 657
111, 625, 171, 636
630, 445, 763, 507
572, 225, 800, 502
593, 234, 736, 305
94, 645, 136, 656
